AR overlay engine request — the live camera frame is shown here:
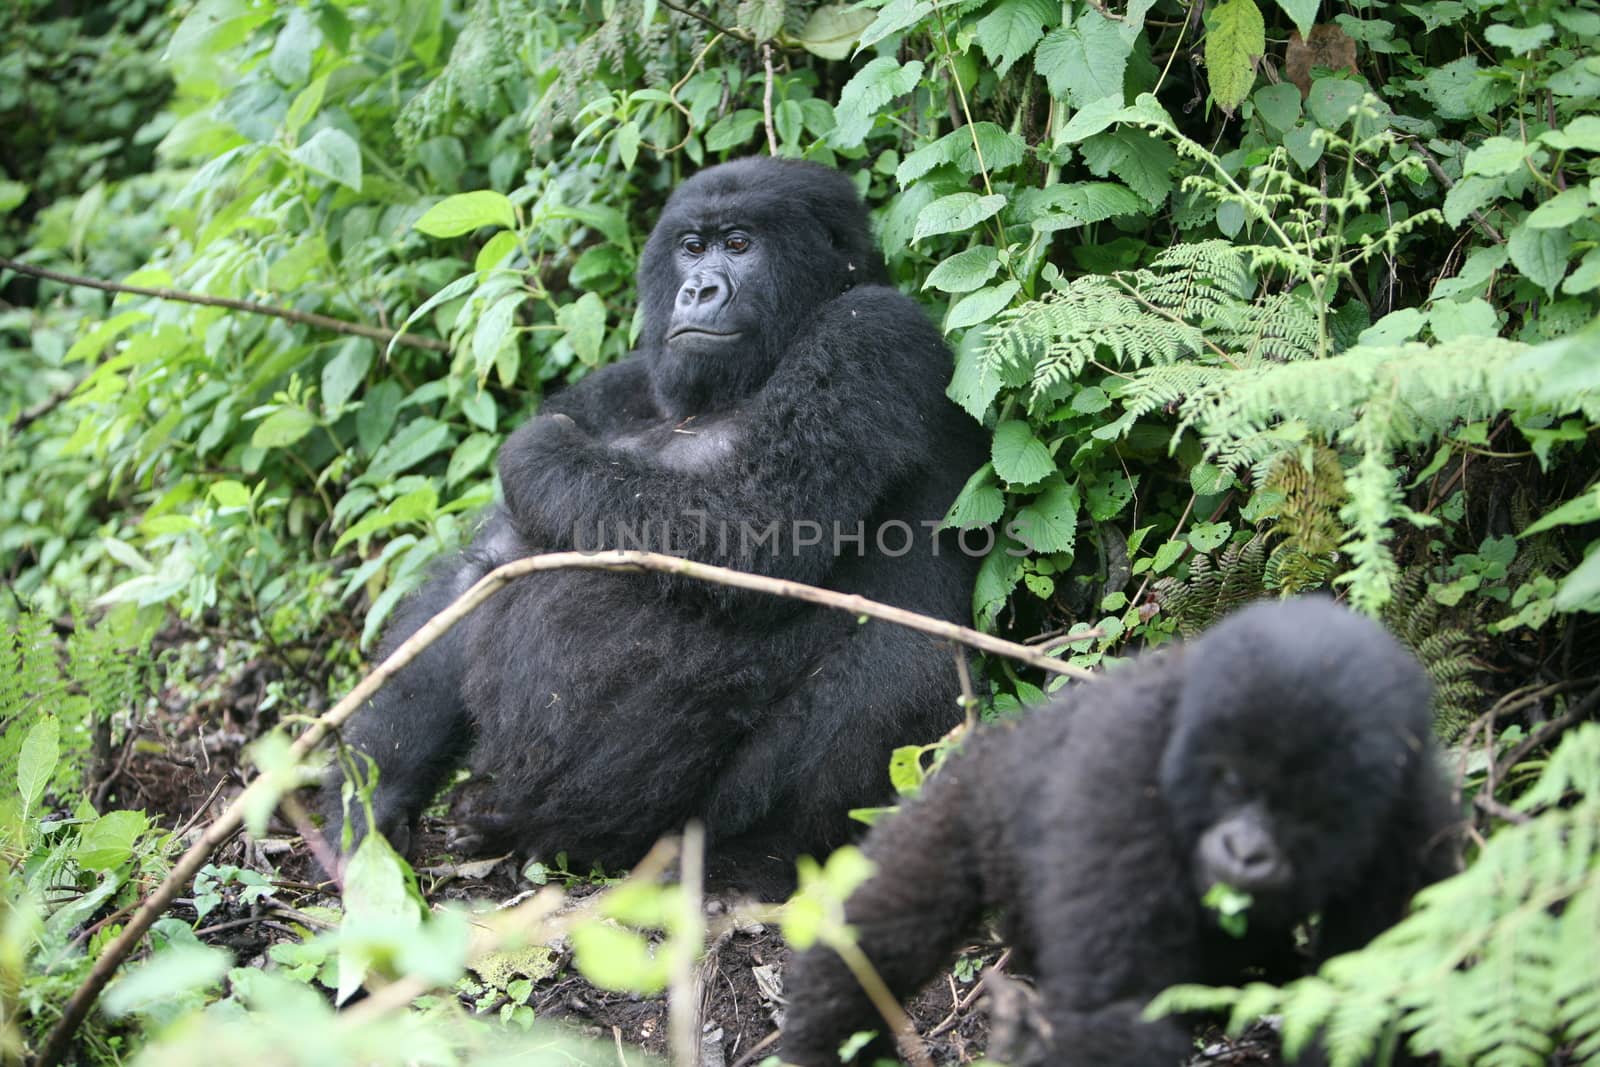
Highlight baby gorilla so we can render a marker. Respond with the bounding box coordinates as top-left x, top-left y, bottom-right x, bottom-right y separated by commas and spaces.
781, 597, 1460, 1065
